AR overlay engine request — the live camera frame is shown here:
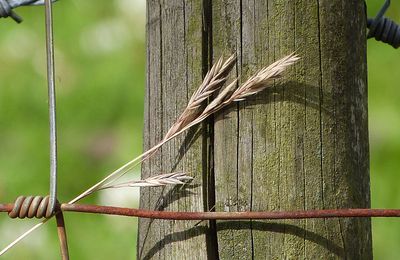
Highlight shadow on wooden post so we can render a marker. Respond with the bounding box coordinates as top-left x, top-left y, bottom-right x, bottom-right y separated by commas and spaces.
138, 0, 372, 259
